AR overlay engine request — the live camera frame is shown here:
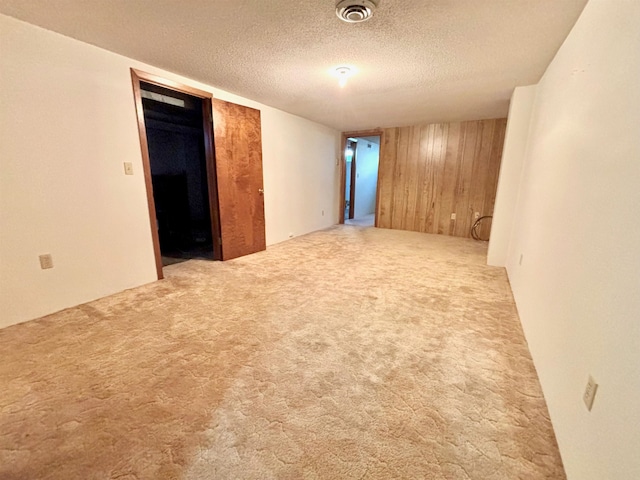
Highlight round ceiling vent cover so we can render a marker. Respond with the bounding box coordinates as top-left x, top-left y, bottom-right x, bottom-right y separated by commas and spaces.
336, 0, 378, 23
